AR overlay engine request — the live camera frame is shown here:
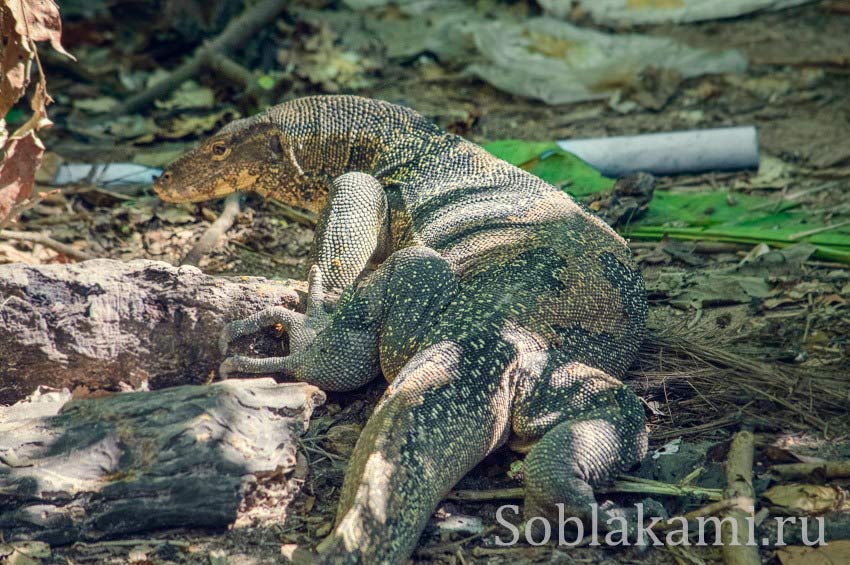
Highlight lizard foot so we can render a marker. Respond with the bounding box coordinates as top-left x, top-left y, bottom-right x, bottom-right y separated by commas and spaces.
219, 265, 330, 378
